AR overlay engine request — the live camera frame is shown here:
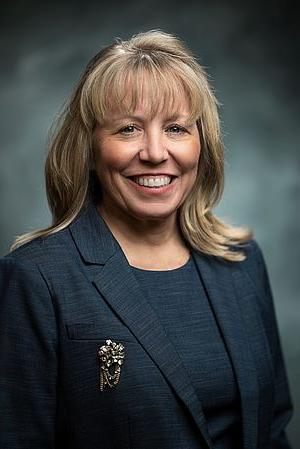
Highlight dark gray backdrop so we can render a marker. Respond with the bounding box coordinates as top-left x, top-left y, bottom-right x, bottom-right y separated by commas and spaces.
1, 0, 299, 446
